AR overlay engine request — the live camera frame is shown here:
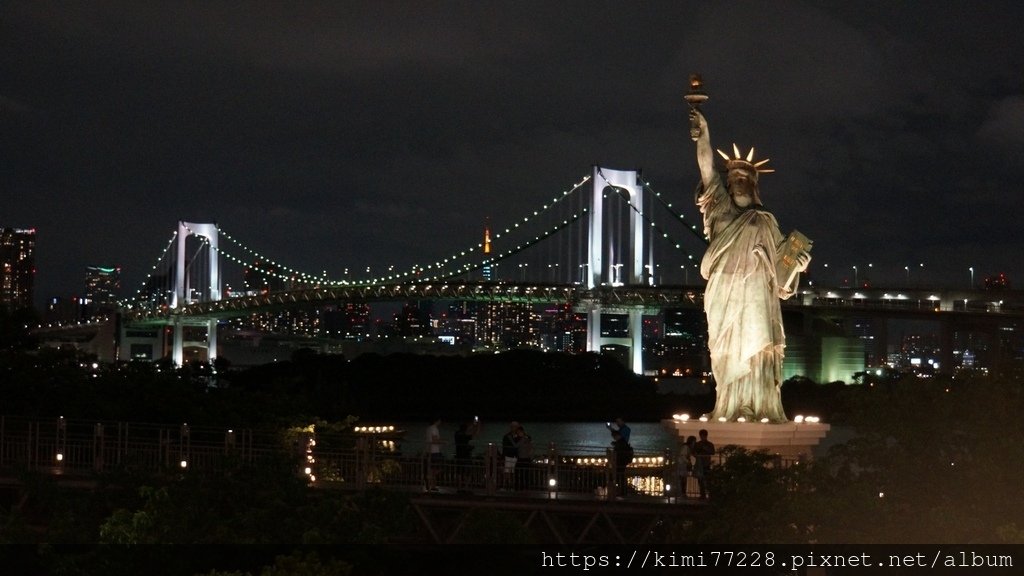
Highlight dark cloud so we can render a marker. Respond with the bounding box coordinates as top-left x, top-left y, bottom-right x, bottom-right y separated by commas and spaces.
3, 0, 1023, 303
